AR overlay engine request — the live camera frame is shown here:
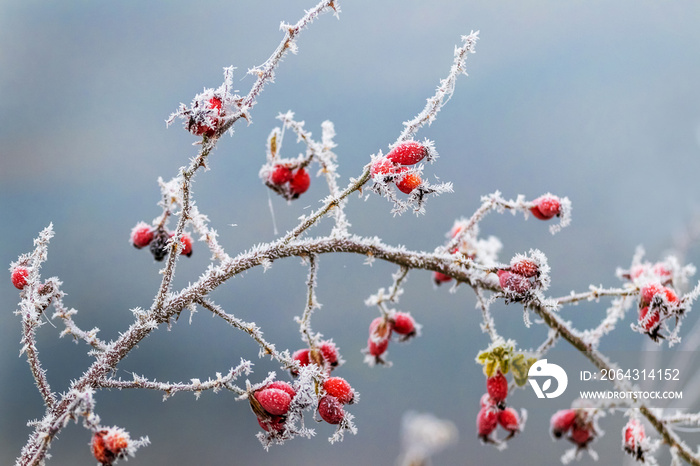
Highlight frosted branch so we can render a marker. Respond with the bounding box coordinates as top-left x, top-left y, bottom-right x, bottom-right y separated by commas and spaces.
398, 31, 479, 142
196, 298, 293, 367
100, 360, 252, 400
